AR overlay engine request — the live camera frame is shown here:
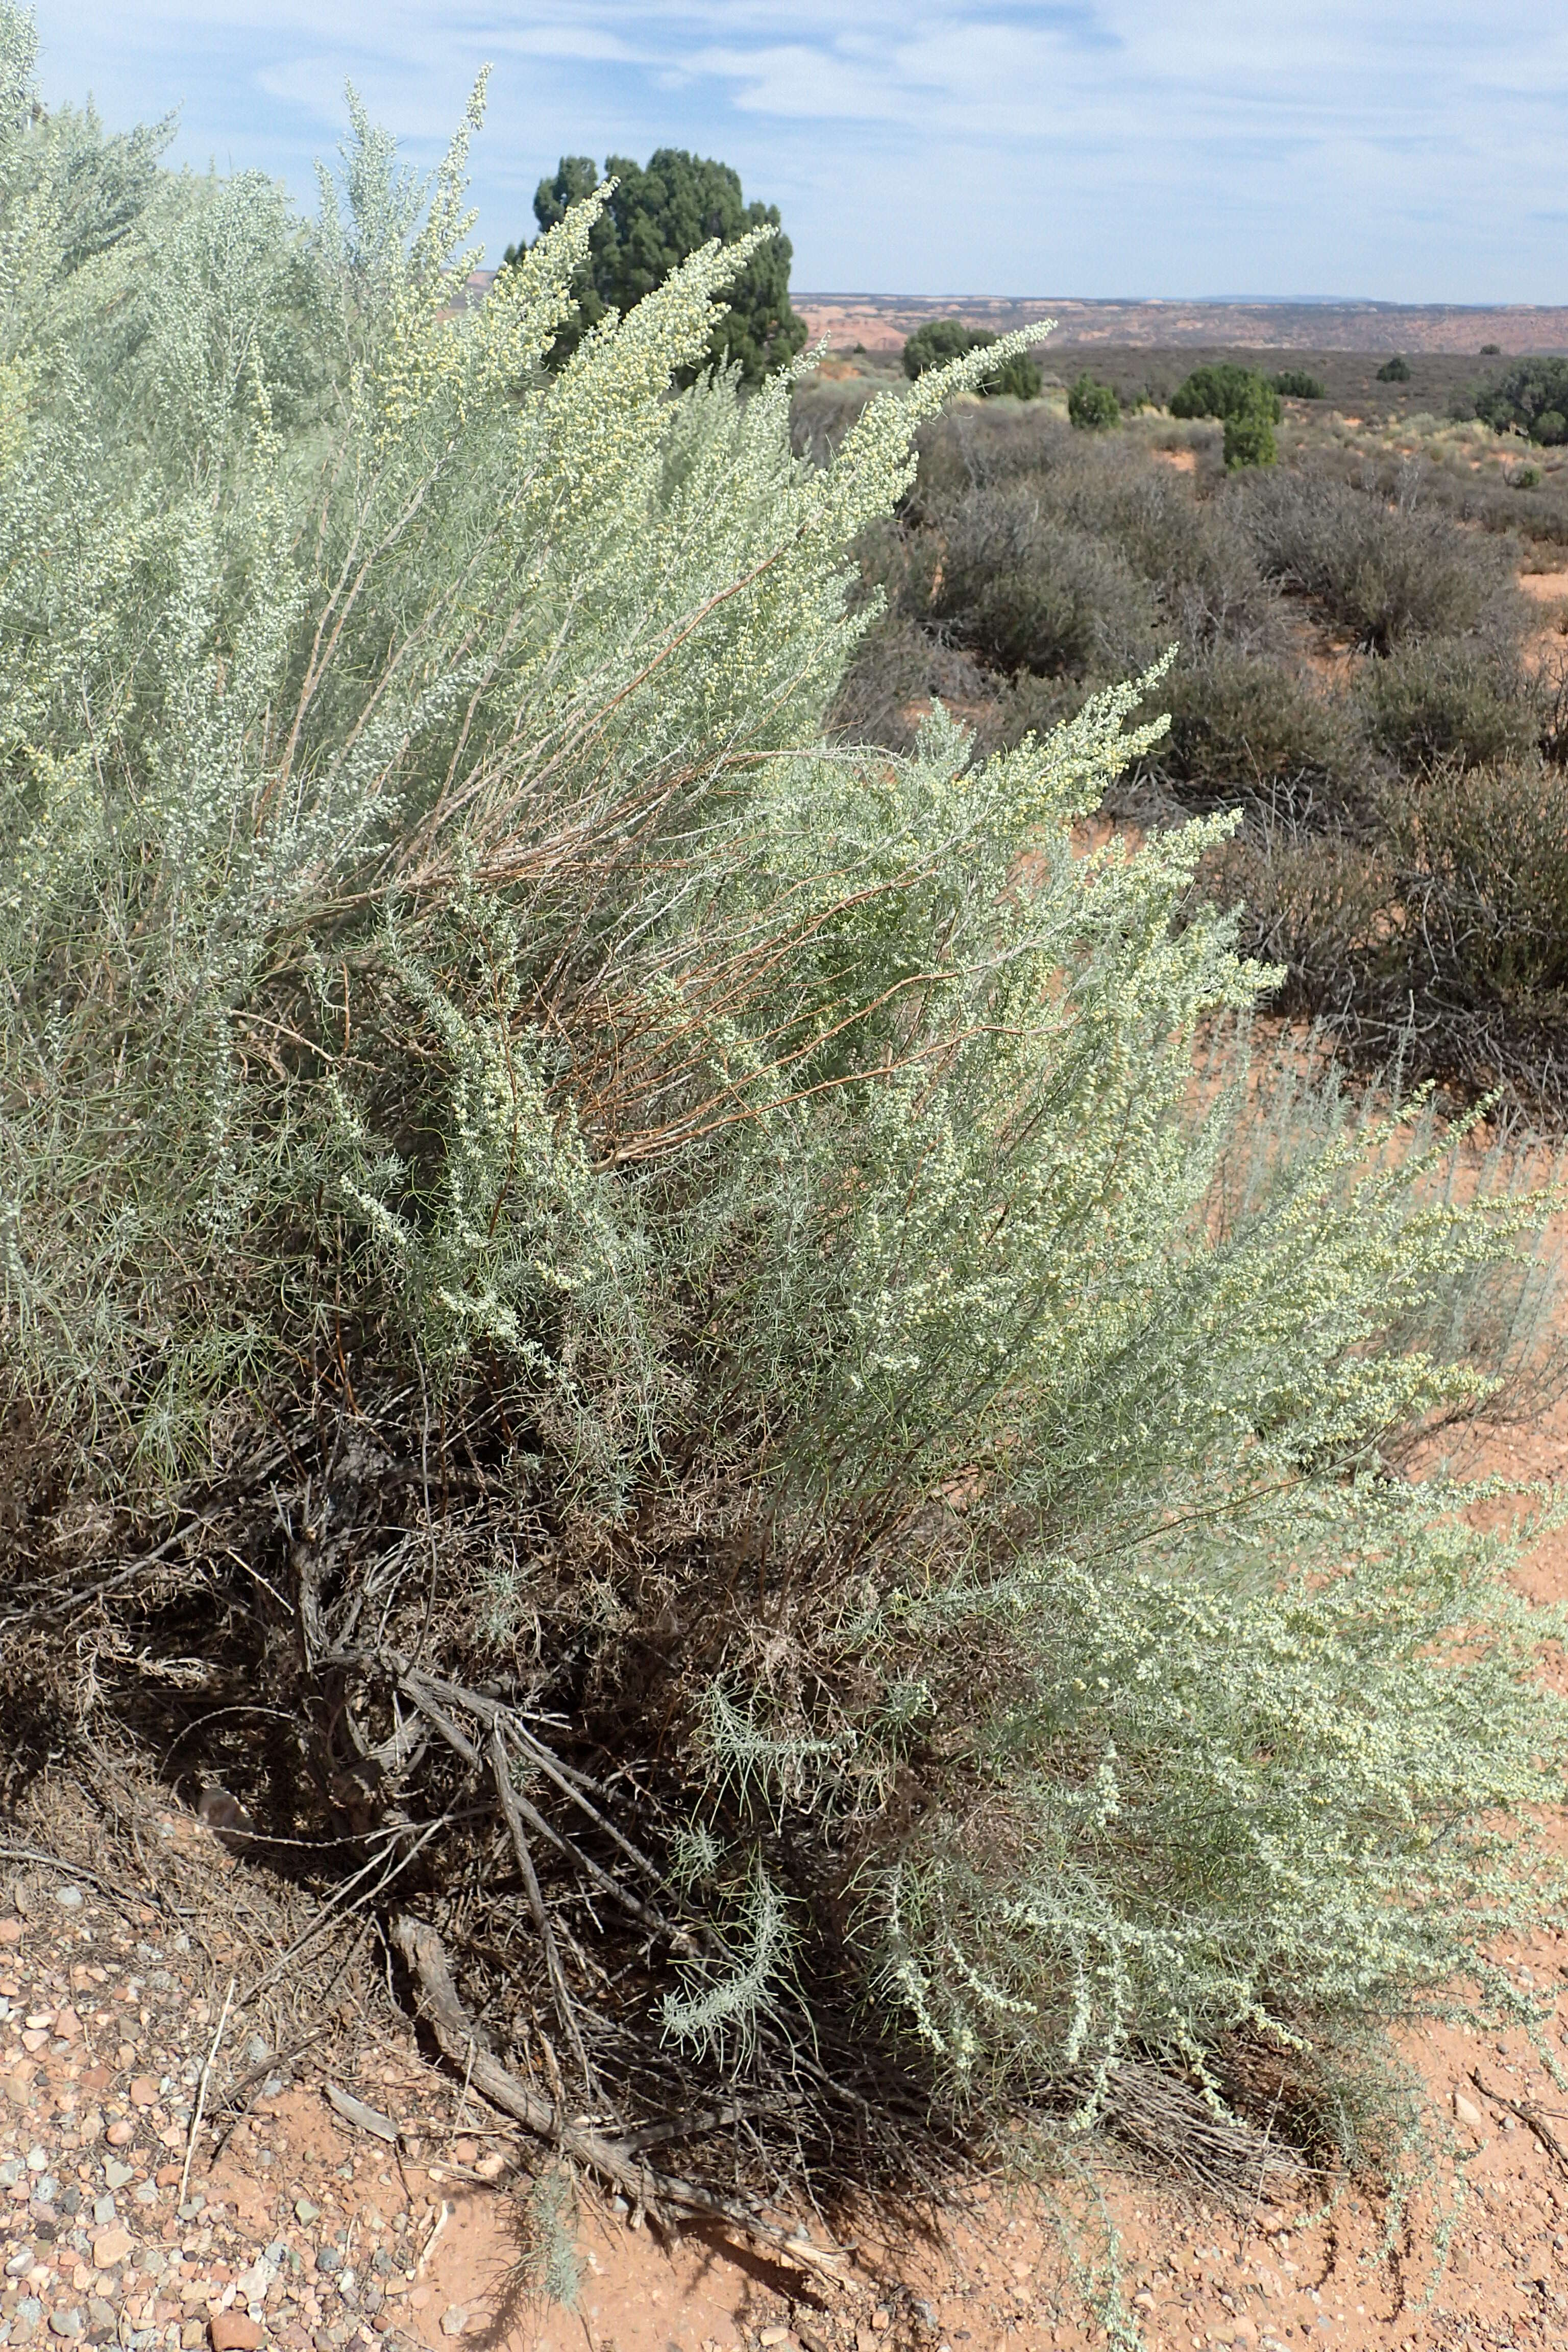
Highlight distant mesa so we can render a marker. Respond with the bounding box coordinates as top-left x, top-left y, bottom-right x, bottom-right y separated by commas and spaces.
791, 295, 1568, 355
